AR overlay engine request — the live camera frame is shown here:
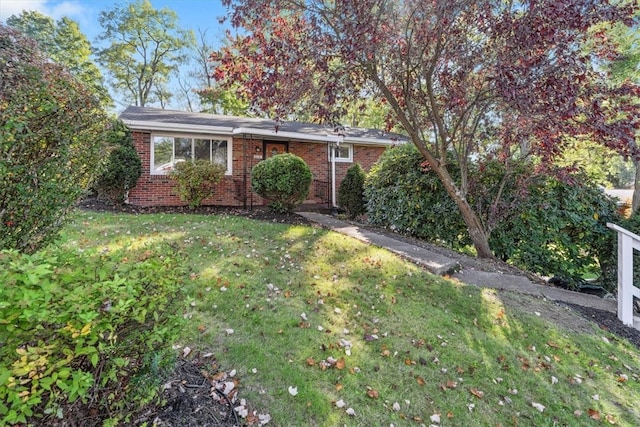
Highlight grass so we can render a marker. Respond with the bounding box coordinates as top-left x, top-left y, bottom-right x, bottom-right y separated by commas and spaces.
56, 210, 640, 426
